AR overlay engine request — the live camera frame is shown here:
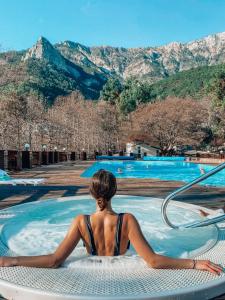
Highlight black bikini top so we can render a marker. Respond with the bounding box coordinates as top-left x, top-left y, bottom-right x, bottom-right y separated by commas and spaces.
84, 213, 130, 256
